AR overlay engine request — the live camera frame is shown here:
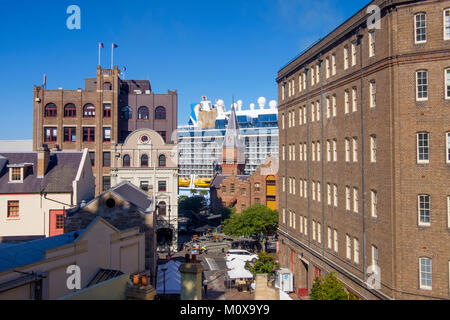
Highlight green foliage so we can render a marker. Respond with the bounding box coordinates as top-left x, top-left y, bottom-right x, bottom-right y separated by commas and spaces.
310, 273, 357, 300
217, 206, 233, 220
190, 189, 198, 195
179, 196, 207, 214
199, 190, 208, 197
245, 252, 279, 277
178, 195, 188, 203
222, 205, 278, 238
